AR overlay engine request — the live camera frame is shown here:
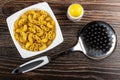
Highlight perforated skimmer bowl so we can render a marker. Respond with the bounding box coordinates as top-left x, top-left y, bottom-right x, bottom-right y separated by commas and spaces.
77, 21, 117, 59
